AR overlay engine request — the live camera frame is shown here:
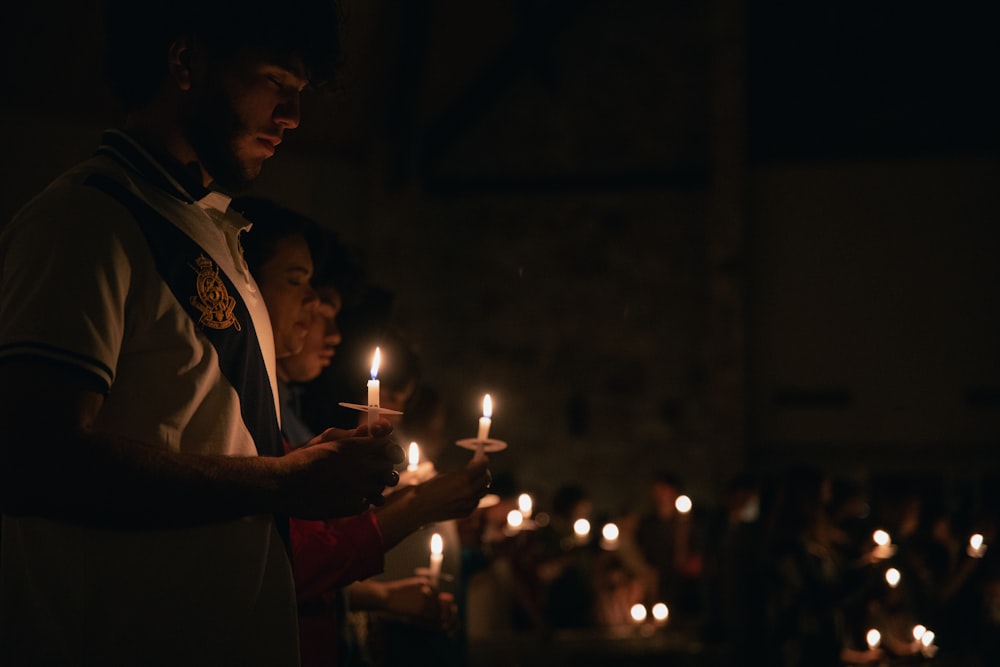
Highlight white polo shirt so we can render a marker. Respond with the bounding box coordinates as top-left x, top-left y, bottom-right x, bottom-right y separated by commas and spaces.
0, 131, 297, 665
